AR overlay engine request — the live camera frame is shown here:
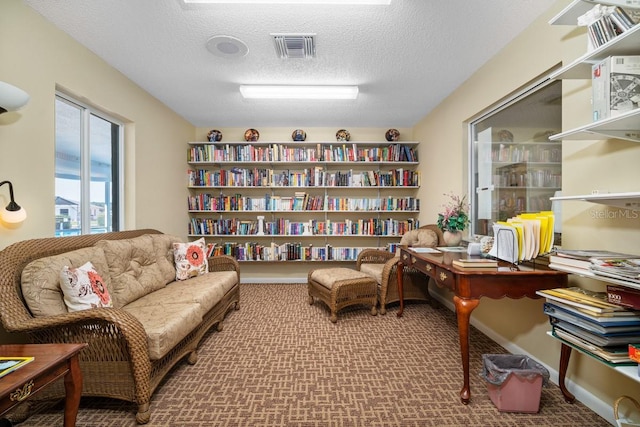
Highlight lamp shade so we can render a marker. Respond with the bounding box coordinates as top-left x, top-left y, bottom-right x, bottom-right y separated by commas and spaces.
0, 81, 30, 113
0, 206, 27, 224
